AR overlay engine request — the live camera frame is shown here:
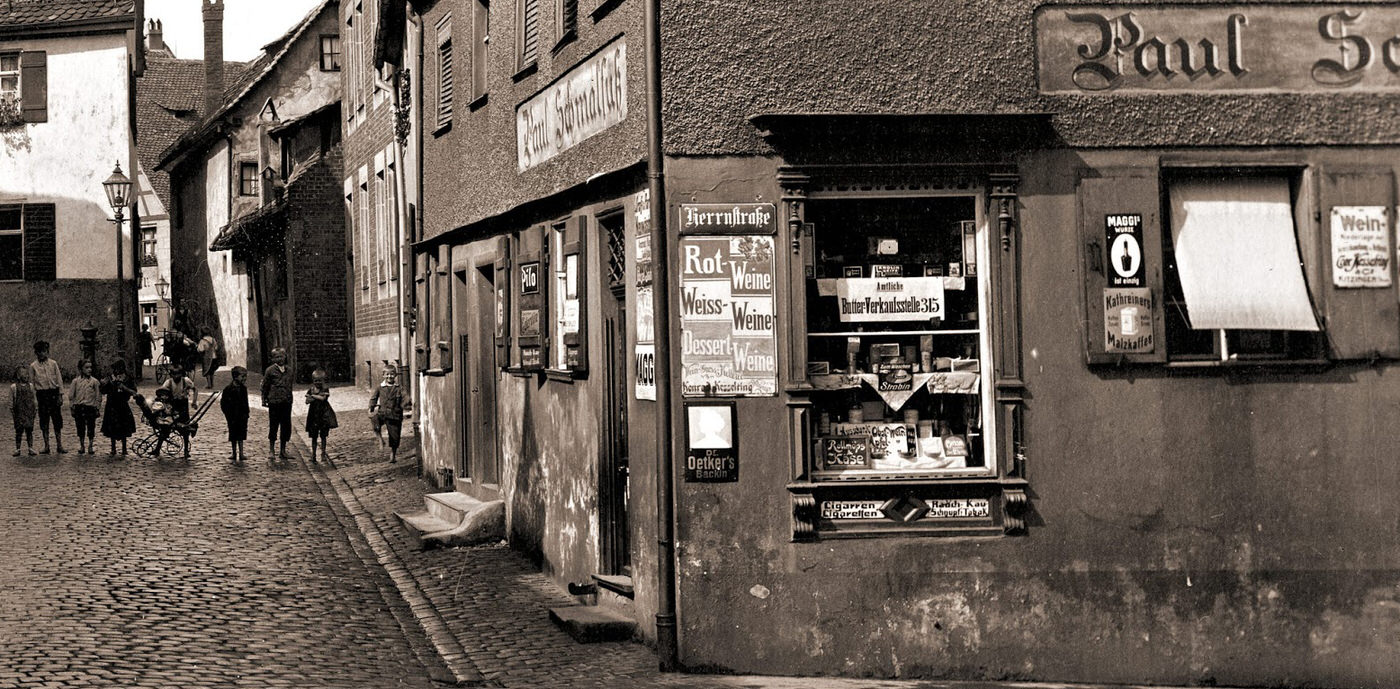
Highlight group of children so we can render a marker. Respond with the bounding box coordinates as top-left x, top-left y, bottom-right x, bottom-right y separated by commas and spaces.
10, 341, 409, 464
